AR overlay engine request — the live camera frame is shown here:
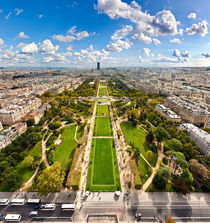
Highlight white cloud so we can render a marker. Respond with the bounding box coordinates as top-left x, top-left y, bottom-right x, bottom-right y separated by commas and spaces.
67, 46, 73, 51
172, 49, 180, 57
170, 38, 182, 44
74, 45, 110, 62
39, 39, 59, 55
188, 12, 196, 19
0, 38, 4, 45
142, 48, 151, 56
186, 20, 208, 36
153, 54, 179, 63
153, 38, 161, 45
96, 0, 179, 37
17, 42, 38, 54
38, 14, 44, 19
179, 28, 184, 36
18, 32, 29, 39
132, 33, 152, 44
182, 50, 190, 57
5, 12, 12, 19
53, 26, 92, 42
15, 8, 23, 16
201, 52, 210, 58
106, 39, 132, 52
111, 25, 133, 40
